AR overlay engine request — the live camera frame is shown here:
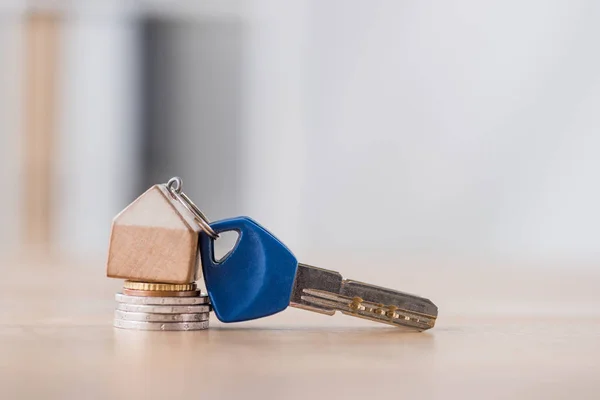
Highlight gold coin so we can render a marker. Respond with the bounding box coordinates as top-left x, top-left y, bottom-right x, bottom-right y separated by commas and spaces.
123, 281, 196, 291
122, 288, 200, 297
